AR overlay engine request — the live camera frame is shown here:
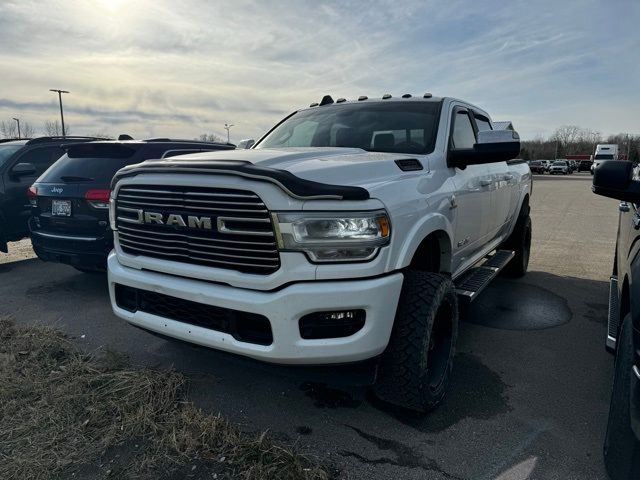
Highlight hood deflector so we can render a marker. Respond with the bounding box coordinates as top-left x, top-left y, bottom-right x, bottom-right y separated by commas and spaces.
111, 159, 370, 201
